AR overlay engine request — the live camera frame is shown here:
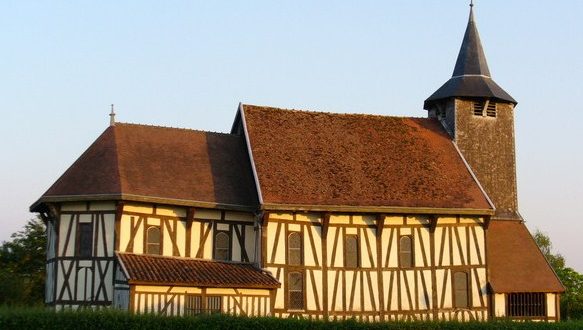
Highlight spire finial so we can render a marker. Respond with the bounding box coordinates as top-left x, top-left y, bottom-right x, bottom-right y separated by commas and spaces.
470, 0, 474, 7
109, 104, 116, 126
